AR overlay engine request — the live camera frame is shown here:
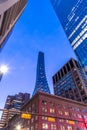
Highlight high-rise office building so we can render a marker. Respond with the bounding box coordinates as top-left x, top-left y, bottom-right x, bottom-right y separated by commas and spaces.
33, 51, 50, 96
0, 92, 30, 129
50, 0, 87, 73
53, 58, 87, 103
0, 0, 27, 48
